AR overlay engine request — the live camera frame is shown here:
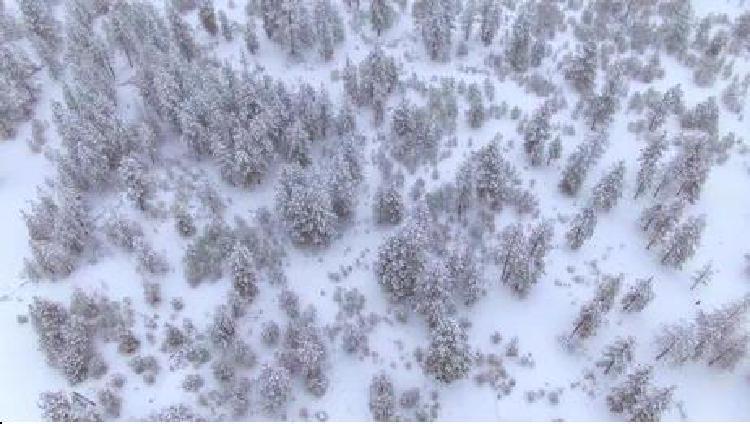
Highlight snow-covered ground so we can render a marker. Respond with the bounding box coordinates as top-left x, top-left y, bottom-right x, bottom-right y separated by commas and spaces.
1, 0, 750, 421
